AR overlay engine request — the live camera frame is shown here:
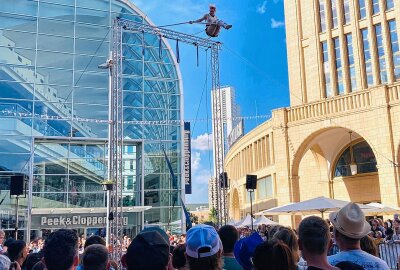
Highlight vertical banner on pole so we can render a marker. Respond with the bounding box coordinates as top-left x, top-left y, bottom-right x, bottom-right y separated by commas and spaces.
184, 122, 192, 194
